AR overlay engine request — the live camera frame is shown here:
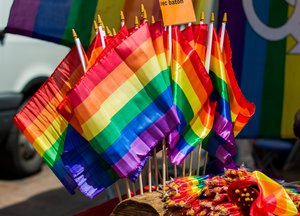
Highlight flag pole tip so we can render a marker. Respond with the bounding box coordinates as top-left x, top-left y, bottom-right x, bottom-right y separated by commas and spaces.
210, 12, 215, 22
134, 16, 139, 27
151, 15, 155, 24
200, 11, 205, 21
112, 28, 117, 36
223, 12, 227, 22
120, 11, 125, 21
97, 14, 102, 26
93, 20, 98, 32
106, 26, 112, 36
143, 8, 148, 20
72, 29, 77, 39
141, 4, 145, 13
